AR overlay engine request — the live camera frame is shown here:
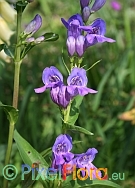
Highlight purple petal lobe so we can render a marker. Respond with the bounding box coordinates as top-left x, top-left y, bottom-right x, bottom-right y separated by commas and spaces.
61, 18, 69, 29
67, 68, 88, 86
42, 66, 63, 85
52, 134, 73, 154
34, 86, 47, 93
